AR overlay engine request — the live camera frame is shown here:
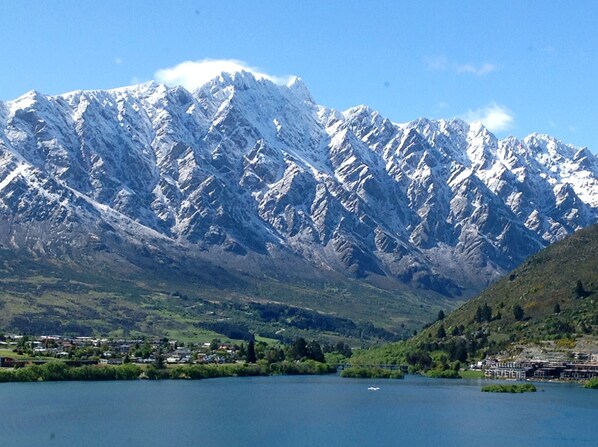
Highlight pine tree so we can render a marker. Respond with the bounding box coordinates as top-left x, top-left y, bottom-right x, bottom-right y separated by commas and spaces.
246, 339, 257, 363
437, 324, 446, 339
482, 304, 492, 322
513, 304, 524, 321
306, 340, 325, 362
475, 305, 483, 323
554, 303, 561, 314
154, 348, 164, 369
574, 280, 588, 298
